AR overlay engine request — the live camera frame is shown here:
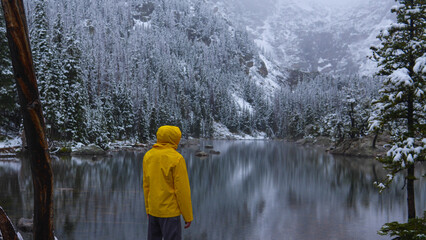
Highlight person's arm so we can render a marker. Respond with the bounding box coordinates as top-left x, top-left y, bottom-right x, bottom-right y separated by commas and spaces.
142, 159, 150, 216
184, 221, 191, 229
174, 156, 193, 224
